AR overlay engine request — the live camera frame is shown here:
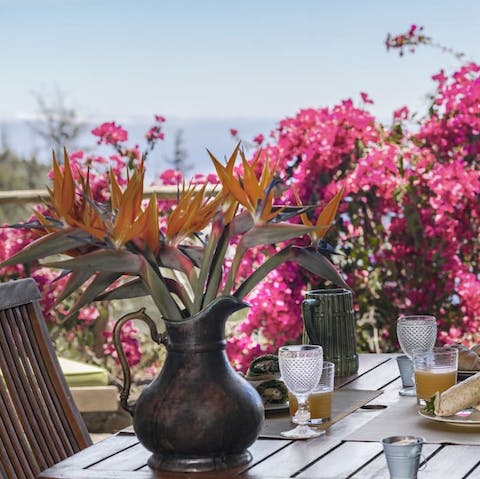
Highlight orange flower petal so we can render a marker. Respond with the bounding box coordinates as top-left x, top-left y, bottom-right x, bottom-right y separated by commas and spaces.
314, 187, 344, 240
